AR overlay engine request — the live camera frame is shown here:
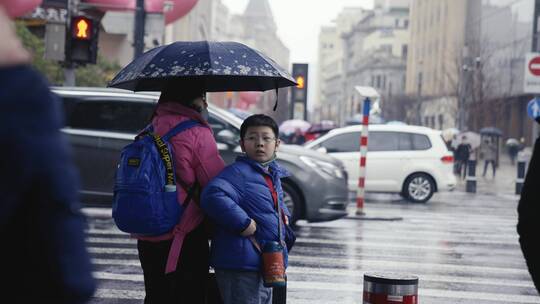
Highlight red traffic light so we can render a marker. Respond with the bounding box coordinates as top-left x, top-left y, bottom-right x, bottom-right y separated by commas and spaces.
71, 16, 92, 40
